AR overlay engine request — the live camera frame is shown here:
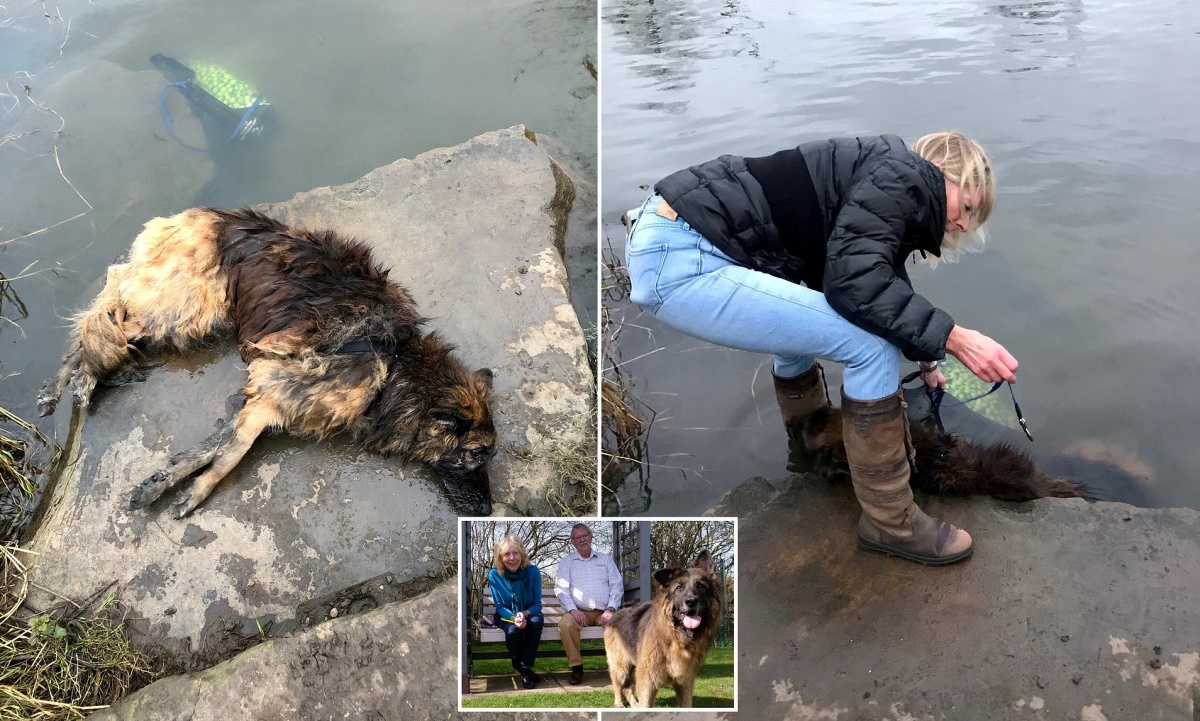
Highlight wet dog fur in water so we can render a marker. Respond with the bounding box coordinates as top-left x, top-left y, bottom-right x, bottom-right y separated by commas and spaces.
793, 405, 1093, 502
604, 549, 723, 708
38, 207, 496, 517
